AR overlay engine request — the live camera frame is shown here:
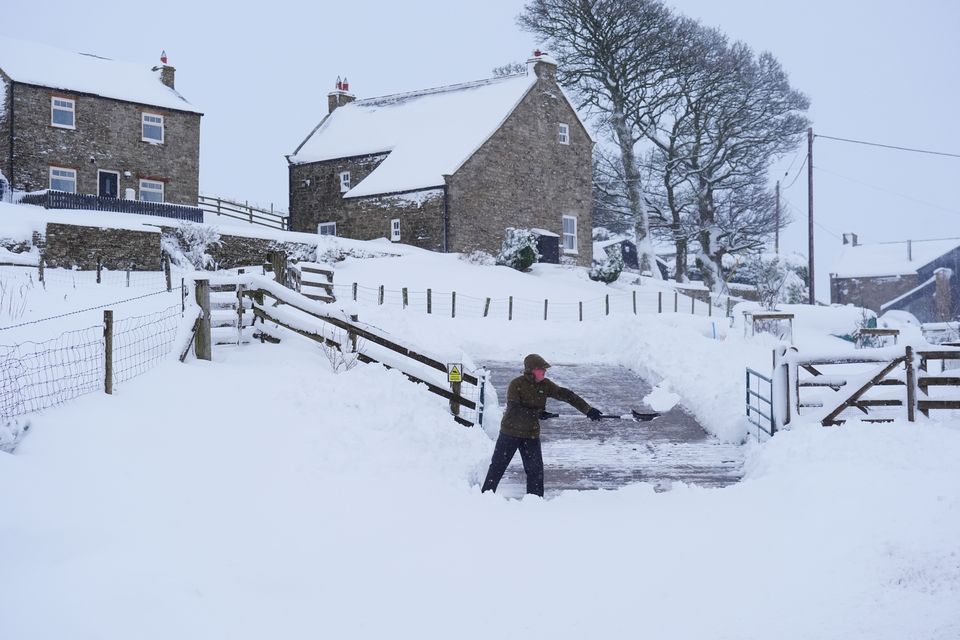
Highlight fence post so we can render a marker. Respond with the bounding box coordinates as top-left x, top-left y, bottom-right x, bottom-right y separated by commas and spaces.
378, 285, 384, 305
270, 251, 286, 285
508, 296, 513, 321
691, 295, 695, 314
605, 294, 610, 316
96, 257, 102, 284
450, 381, 462, 417
103, 310, 113, 395
905, 345, 916, 422
483, 297, 490, 317
452, 291, 457, 318
708, 294, 713, 317
402, 287, 408, 308
194, 278, 212, 361
427, 288, 432, 314
352, 282, 358, 301
674, 291, 678, 313
164, 255, 172, 292
181, 278, 185, 313
544, 299, 548, 321
237, 270, 246, 346
632, 290, 637, 315
126, 268, 130, 288
38, 259, 45, 286
579, 301, 583, 322
658, 291, 662, 313
348, 314, 359, 352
